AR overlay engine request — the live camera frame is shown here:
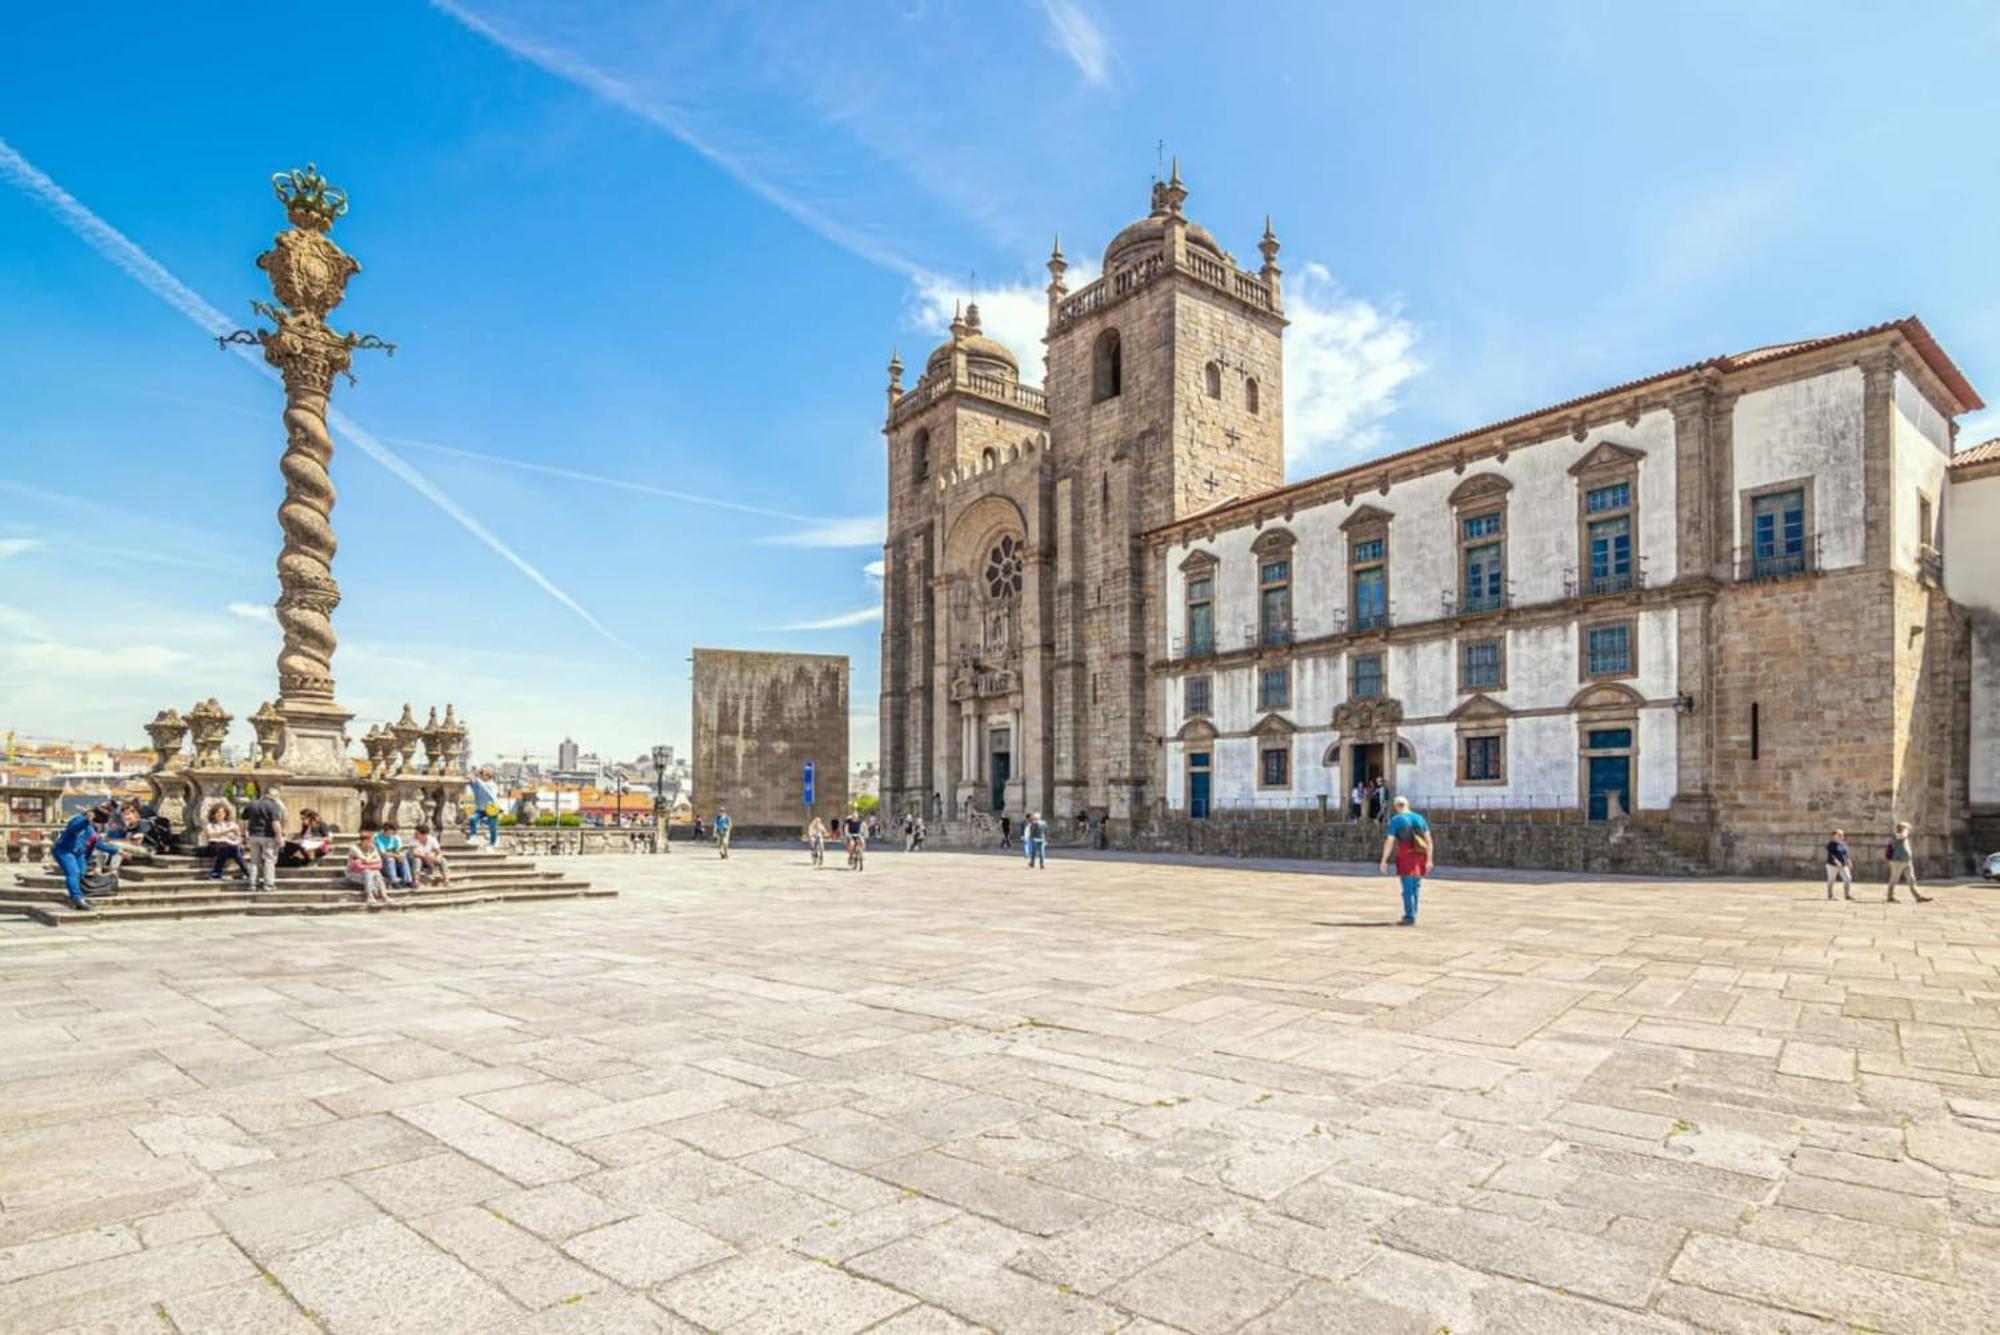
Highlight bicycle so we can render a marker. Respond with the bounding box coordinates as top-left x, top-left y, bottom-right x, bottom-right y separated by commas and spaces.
846, 837, 865, 872
809, 835, 824, 867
